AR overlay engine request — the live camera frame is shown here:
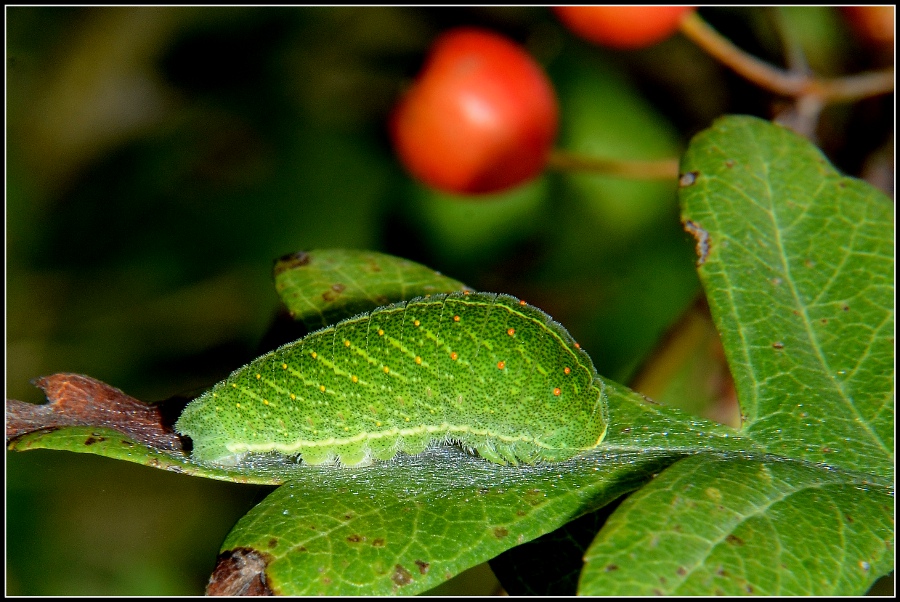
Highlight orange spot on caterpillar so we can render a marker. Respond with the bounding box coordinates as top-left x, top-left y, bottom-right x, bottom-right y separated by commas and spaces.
519, 300, 526, 306
290, 394, 296, 400
263, 400, 269, 405
414, 320, 420, 327
463, 290, 471, 295
383, 366, 390, 374
574, 343, 581, 349
231, 383, 237, 388
415, 356, 422, 364
255, 374, 261, 379
453, 315, 460, 322
311, 351, 318, 359
450, 352, 458, 360
507, 328, 515, 336
352, 375, 359, 383
235, 403, 241, 408
553, 388, 561, 396
319, 385, 326, 392
344, 340, 351, 347
497, 361, 505, 370
282, 363, 288, 369
564, 367, 571, 375
378, 329, 384, 336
